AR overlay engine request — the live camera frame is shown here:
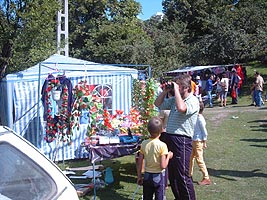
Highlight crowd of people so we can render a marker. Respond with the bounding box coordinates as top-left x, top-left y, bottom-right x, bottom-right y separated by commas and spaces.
189, 64, 265, 108
192, 64, 247, 108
